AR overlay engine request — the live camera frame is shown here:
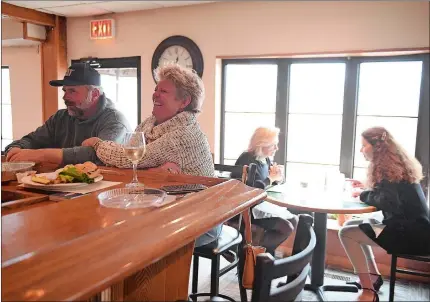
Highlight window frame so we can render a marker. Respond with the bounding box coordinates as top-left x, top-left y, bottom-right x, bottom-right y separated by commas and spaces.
71, 56, 142, 125
220, 53, 430, 198
1, 65, 13, 153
